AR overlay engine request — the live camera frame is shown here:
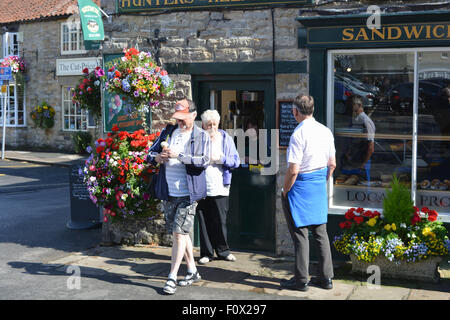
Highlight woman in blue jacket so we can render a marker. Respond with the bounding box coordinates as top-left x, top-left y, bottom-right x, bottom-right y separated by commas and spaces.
197, 110, 240, 264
